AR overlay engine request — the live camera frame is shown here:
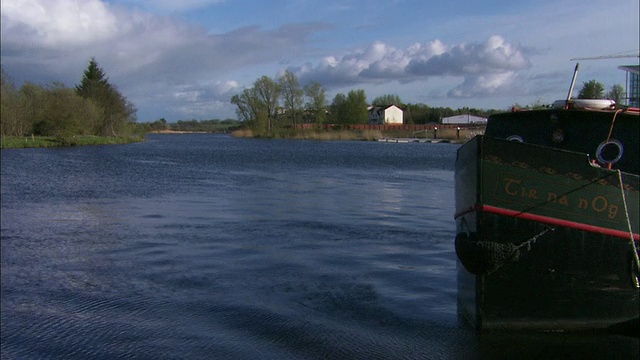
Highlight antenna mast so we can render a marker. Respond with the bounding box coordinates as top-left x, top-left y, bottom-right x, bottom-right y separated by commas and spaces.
565, 51, 639, 107
566, 63, 580, 104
